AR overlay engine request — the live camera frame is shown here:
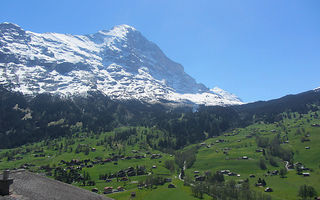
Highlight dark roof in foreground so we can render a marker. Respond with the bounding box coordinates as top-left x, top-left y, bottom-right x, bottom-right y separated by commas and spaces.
0, 170, 113, 200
